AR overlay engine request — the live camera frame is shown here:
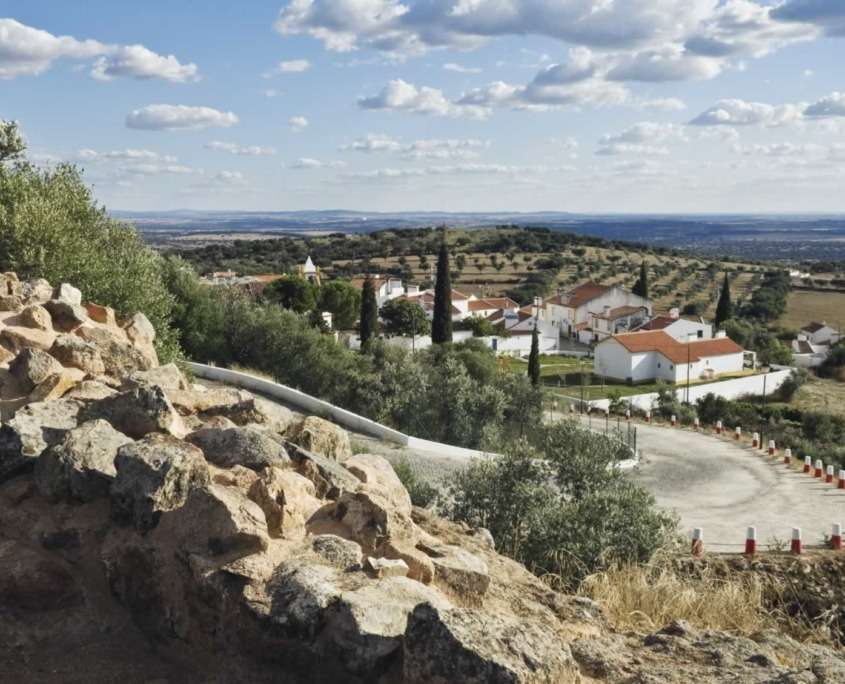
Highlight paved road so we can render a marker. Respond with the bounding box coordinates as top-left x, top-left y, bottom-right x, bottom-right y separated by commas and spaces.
624, 421, 845, 550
